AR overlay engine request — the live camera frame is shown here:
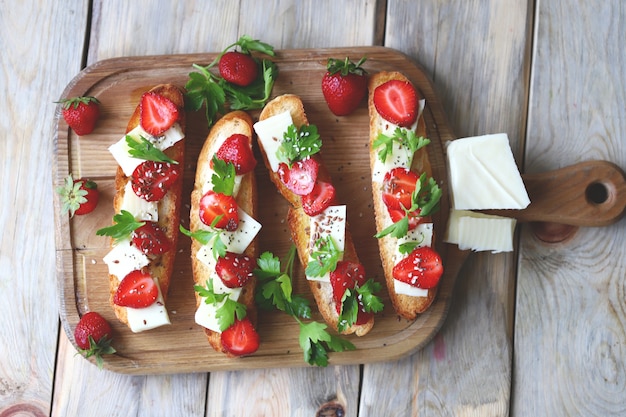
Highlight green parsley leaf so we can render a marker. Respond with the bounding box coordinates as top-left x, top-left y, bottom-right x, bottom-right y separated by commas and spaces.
299, 320, 356, 367
337, 279, 384, 333
276, 124, 322, 165
373, 127, 430, 163
179, 224, 227, 260
96, 210, 144, 243
210, 155, 236, 196
305, 236, 343, 278
125, 135, 178, 164
194, 279, 247, 332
